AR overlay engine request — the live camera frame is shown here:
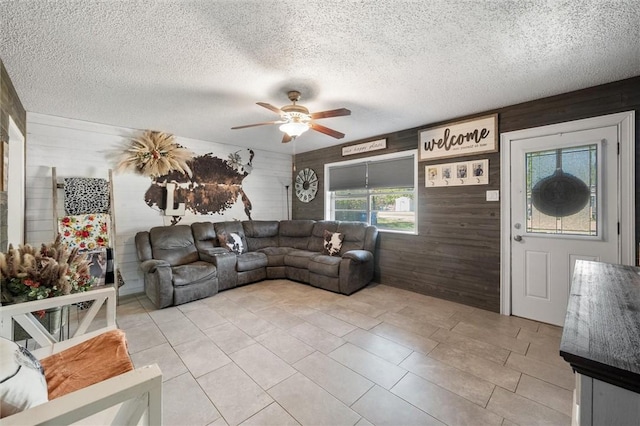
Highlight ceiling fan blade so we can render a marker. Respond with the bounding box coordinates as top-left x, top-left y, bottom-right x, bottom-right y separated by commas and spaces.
310, 123, 345, 139
282, 133, 293, 143
257, 102, 284, 115
231, 120, 283, 130
310, 108, 351, 120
